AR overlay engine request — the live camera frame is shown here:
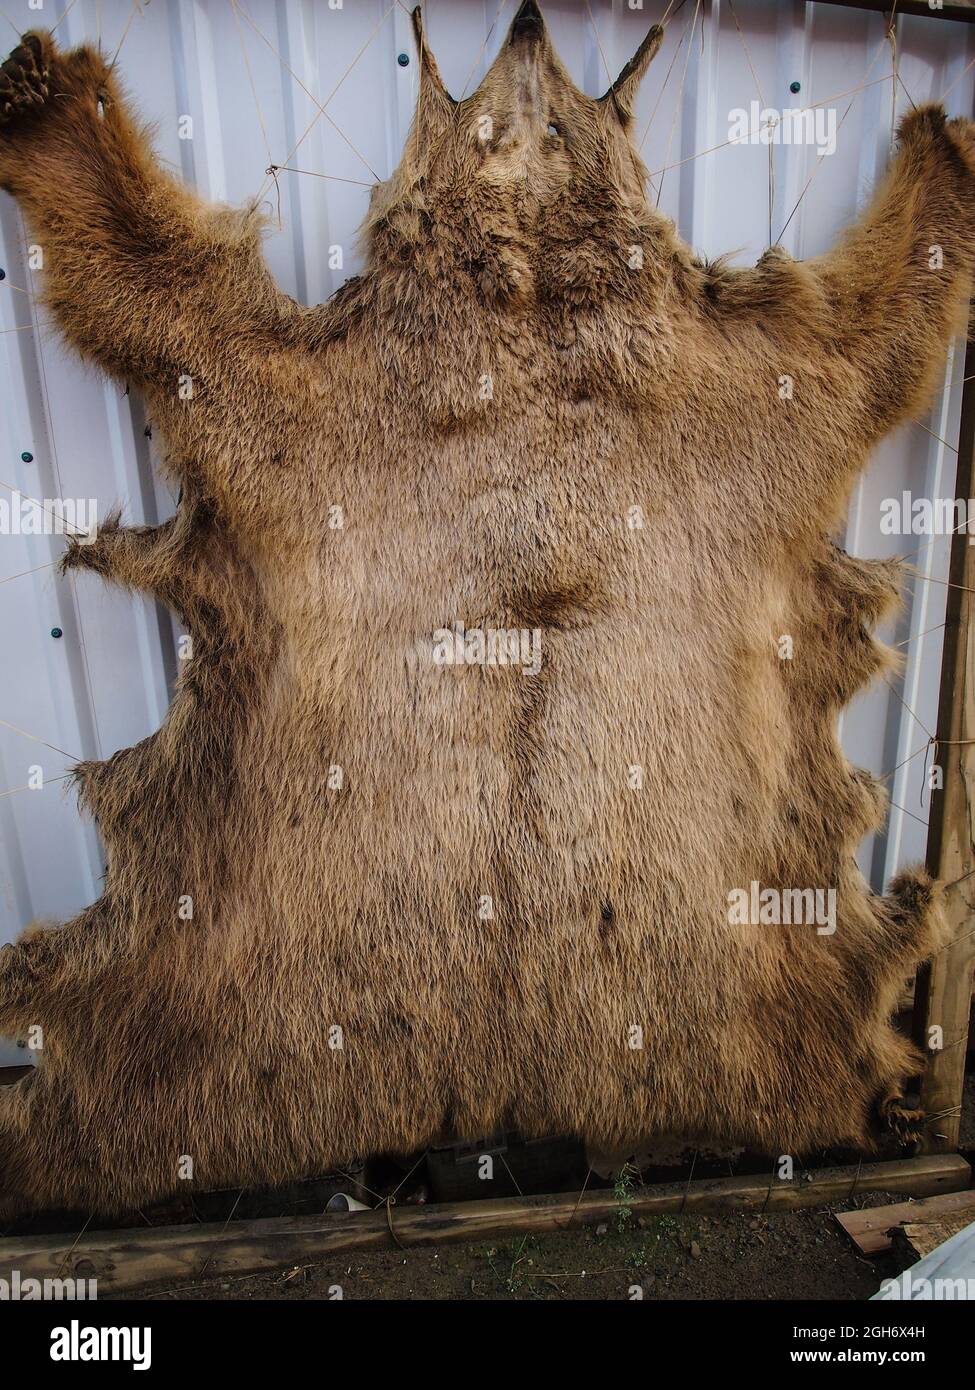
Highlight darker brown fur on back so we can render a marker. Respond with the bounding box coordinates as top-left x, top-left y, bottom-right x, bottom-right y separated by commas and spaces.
0, 9, 971, 1217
